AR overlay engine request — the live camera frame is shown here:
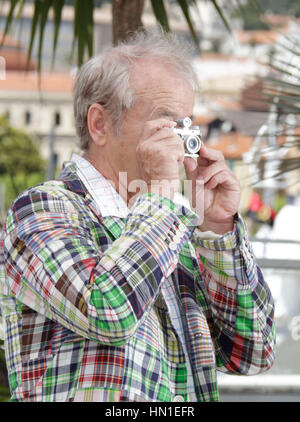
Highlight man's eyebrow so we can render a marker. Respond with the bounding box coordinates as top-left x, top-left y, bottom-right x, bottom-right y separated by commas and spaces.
156, 110, 194, 121
156, 110, 177, 118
